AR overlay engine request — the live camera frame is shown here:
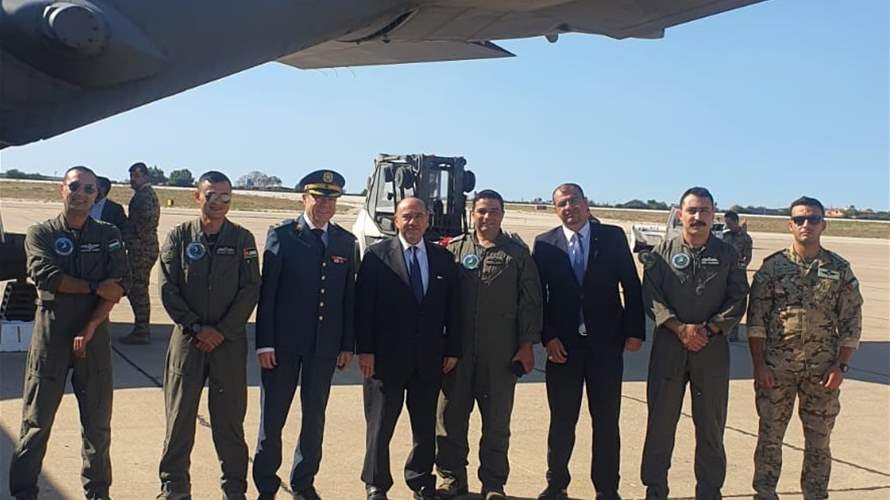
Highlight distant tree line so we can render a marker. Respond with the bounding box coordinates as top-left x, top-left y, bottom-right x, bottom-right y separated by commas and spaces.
0, 169, 60, 181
